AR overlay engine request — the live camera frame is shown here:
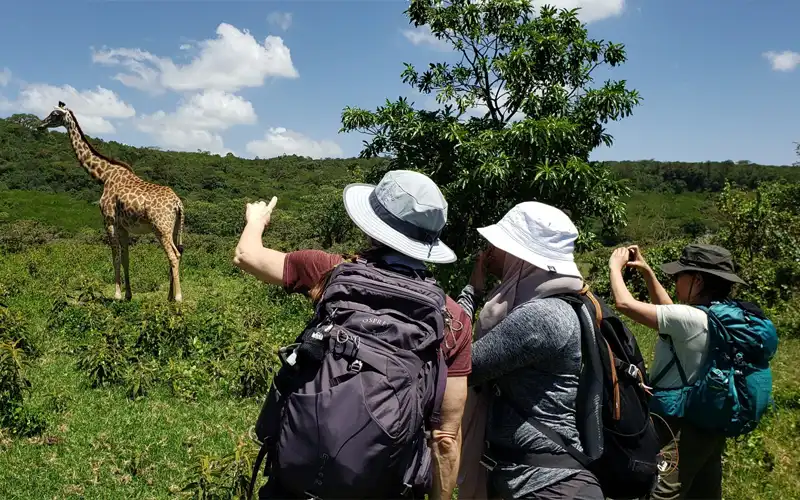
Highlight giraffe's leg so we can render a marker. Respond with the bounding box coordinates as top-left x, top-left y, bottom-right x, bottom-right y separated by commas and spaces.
105, 221, 122, 300
156, 230, 182, 303
172, 253, 183, 303
119, 229, 132, 301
